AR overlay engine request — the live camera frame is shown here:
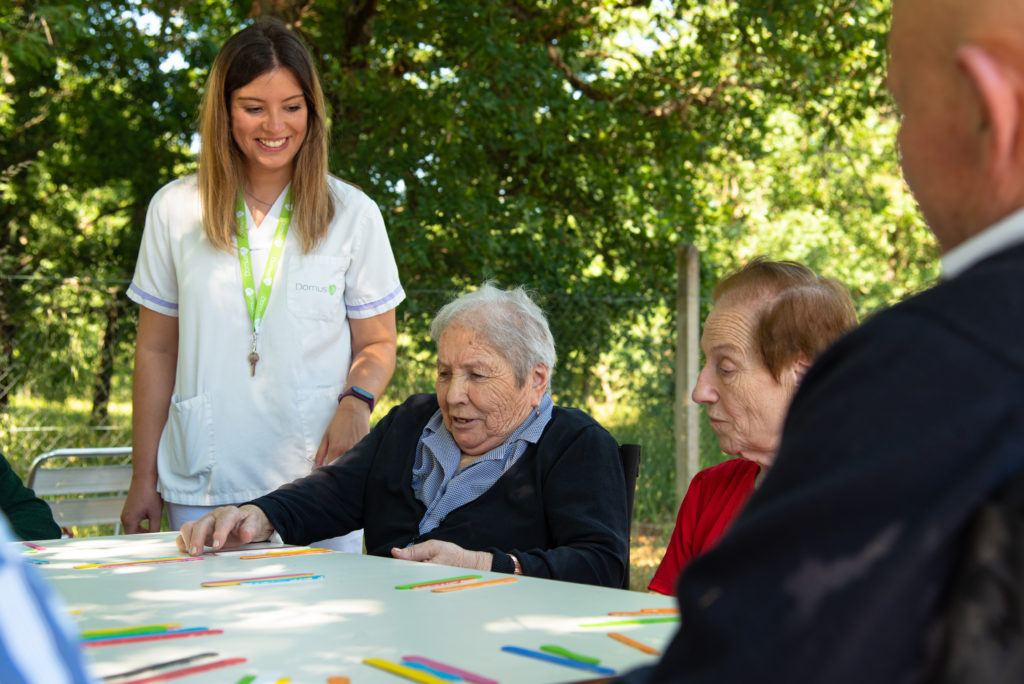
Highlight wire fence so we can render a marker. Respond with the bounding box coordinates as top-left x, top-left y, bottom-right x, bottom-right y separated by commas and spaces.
1, 275, 720, 530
